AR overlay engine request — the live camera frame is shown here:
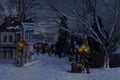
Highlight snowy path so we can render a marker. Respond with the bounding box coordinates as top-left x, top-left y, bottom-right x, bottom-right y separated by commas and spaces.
0, 54, 120, 80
